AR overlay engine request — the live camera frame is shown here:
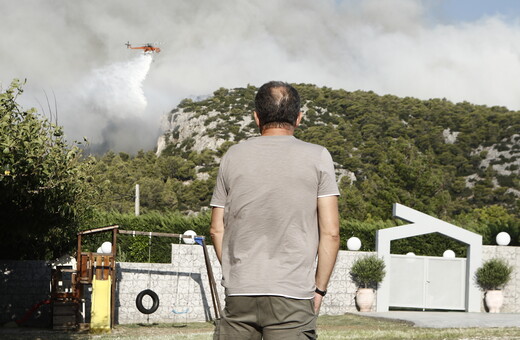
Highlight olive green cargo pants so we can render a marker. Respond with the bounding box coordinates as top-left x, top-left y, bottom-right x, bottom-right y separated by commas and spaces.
214, 295, 317, 339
